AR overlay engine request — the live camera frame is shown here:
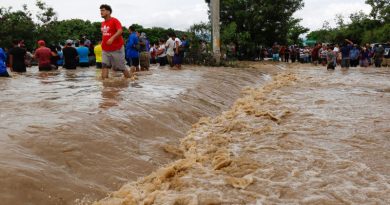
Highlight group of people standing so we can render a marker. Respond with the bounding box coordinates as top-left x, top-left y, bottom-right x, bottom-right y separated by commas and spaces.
267, 39, 389, 69
0, 37, 98, 77
99, 4, 189, 79
0, 40, 34, 77
310, 40, 389, 69
268, 45, 301, 63
1, 4, 190, 79
125, 27, 189, 72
